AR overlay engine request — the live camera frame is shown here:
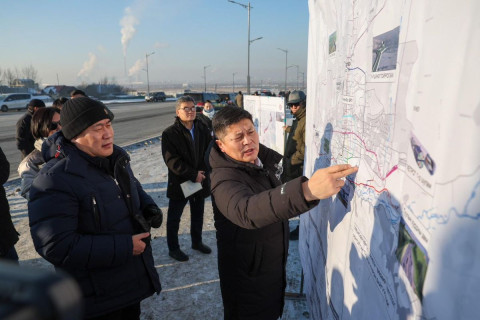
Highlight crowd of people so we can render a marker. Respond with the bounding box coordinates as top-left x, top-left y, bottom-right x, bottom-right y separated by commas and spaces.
1, 90, 357, 319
